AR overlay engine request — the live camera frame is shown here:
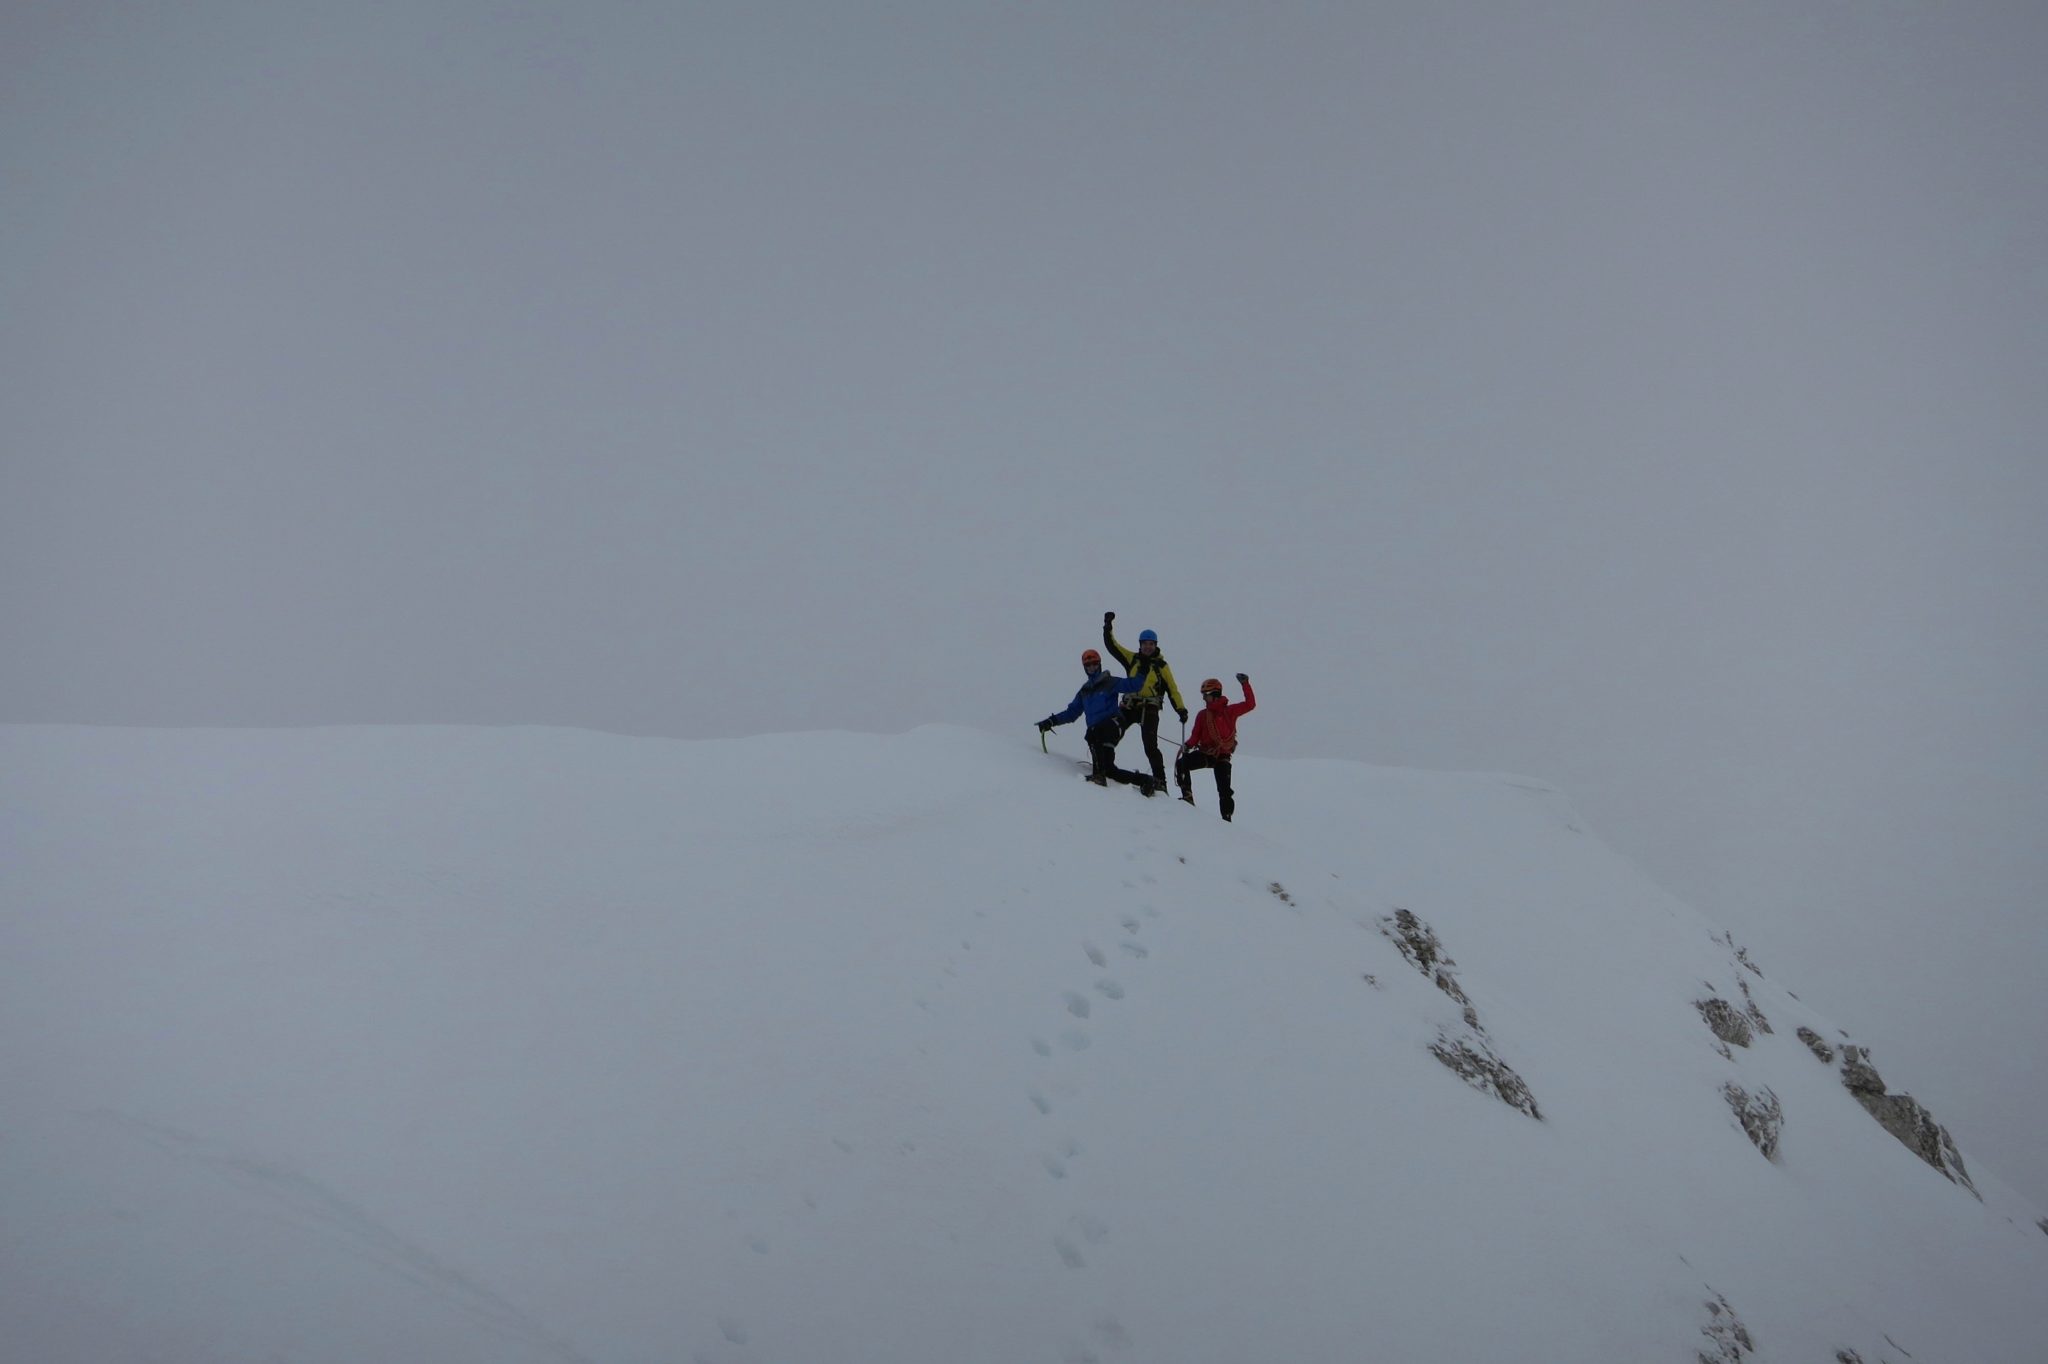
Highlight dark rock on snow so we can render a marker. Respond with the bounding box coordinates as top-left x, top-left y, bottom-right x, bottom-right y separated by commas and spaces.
1696, 997, 1754, 1050
1837, 1046, 1977, 1197
1796, 1026, 1836, 1064
1723, 1083, 1784, 1161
